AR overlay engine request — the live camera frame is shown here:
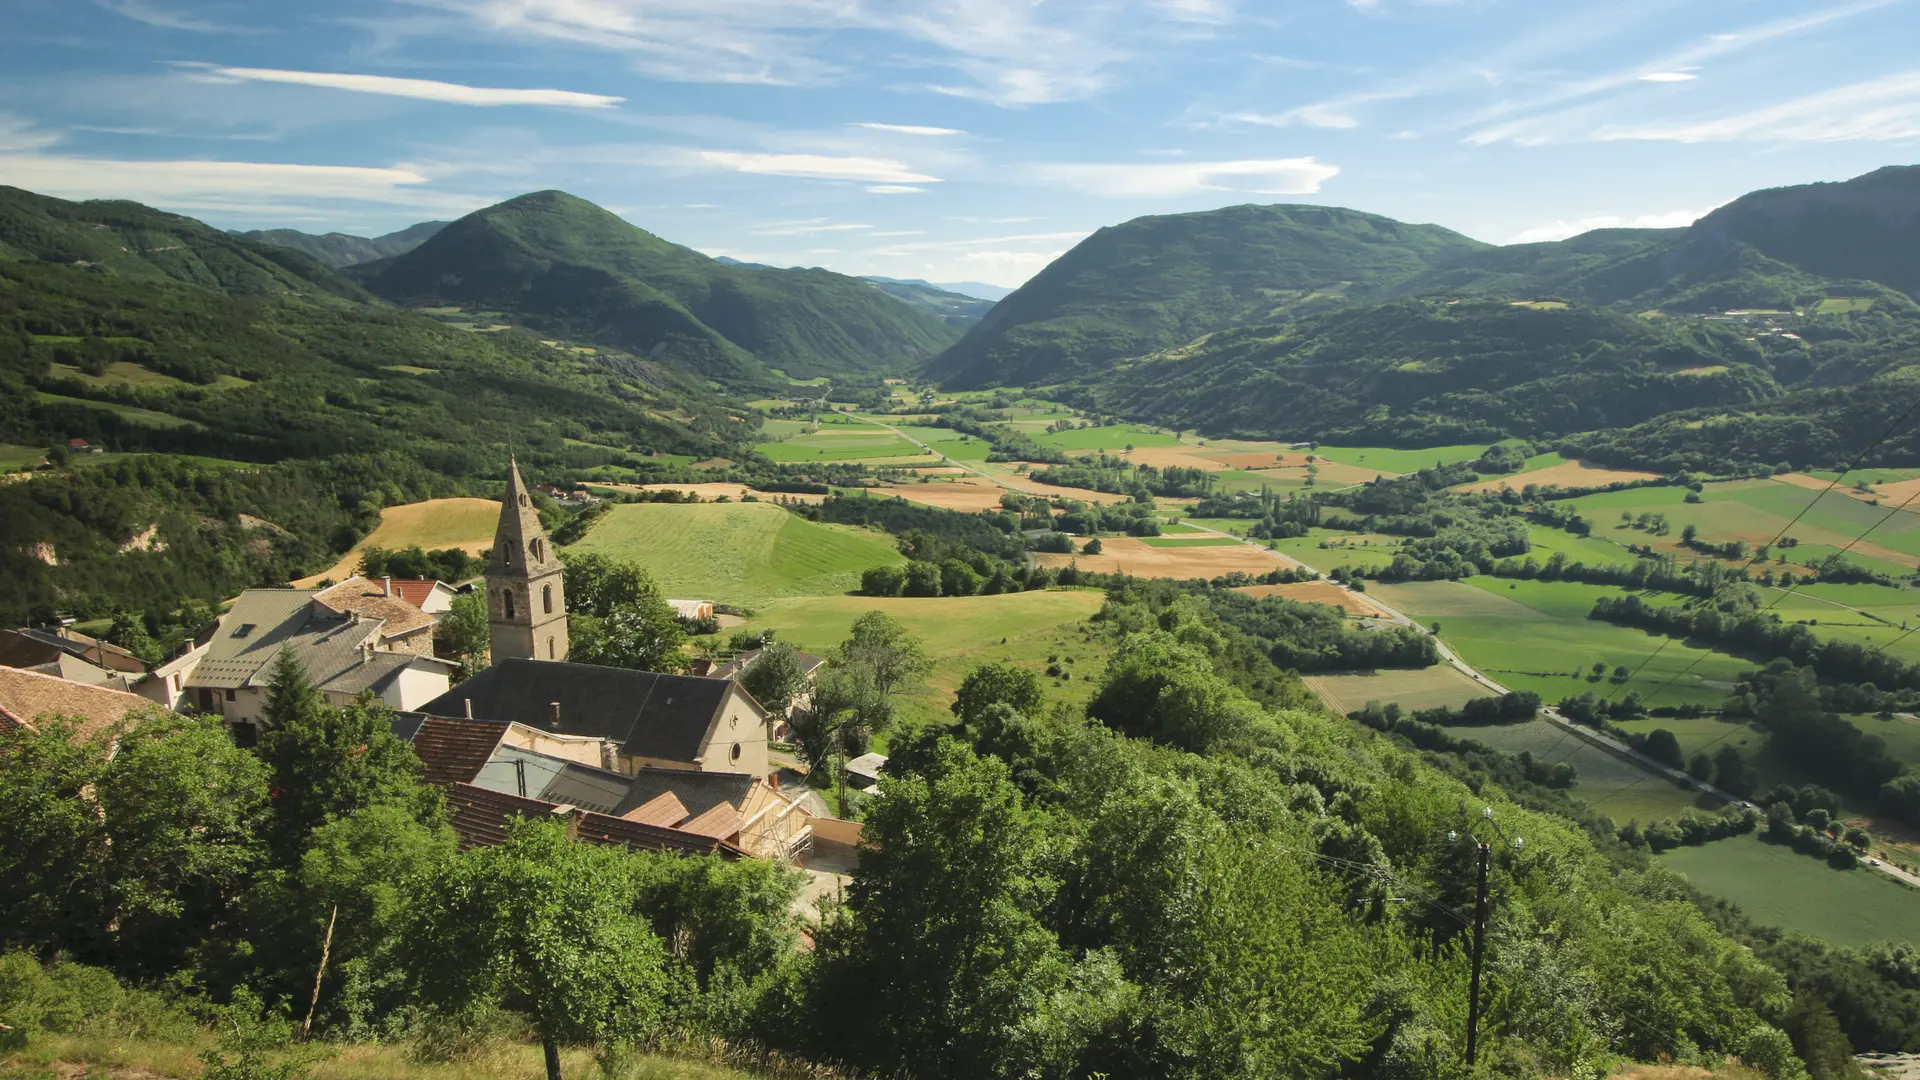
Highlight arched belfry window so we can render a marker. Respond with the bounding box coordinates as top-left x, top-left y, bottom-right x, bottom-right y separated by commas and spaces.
542, 583, 553, 614
531, 538, 544, 562
547, 637, 556, 659
518, 493, 529, 507
500, 541, 512, 565
503, 589, 516, 619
